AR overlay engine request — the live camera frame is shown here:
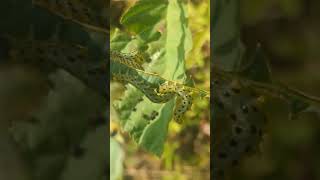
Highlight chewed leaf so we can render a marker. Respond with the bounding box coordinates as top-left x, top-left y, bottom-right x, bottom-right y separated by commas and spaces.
111, 0, 193, 156
113, 85, 144, 126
